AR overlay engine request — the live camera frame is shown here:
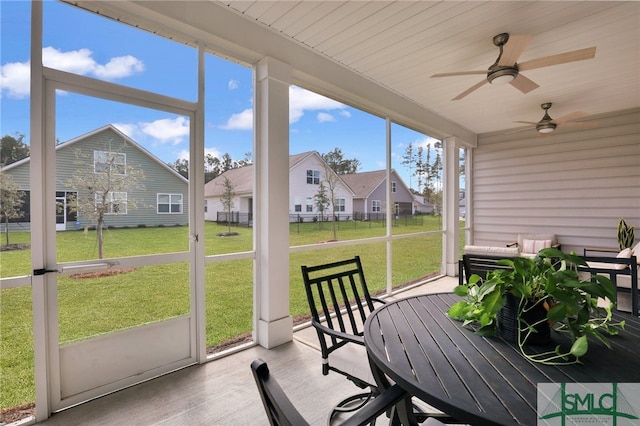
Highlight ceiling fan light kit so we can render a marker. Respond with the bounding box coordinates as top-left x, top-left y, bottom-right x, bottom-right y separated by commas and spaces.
431, 32, 596, 100
487, 67, 517, 85
536, 122, 557, 134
